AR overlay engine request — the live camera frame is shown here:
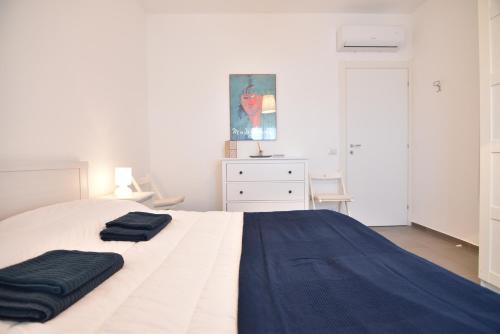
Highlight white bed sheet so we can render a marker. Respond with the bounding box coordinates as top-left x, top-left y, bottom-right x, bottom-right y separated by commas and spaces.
0, 200, 243, 334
